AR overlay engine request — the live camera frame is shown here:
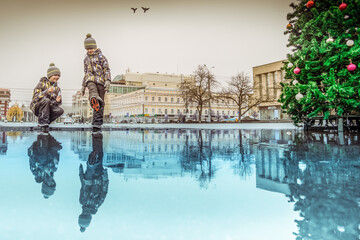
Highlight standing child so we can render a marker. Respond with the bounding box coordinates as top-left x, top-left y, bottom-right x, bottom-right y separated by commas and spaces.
30, 63, 64, 132
81, 33, 111, 133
